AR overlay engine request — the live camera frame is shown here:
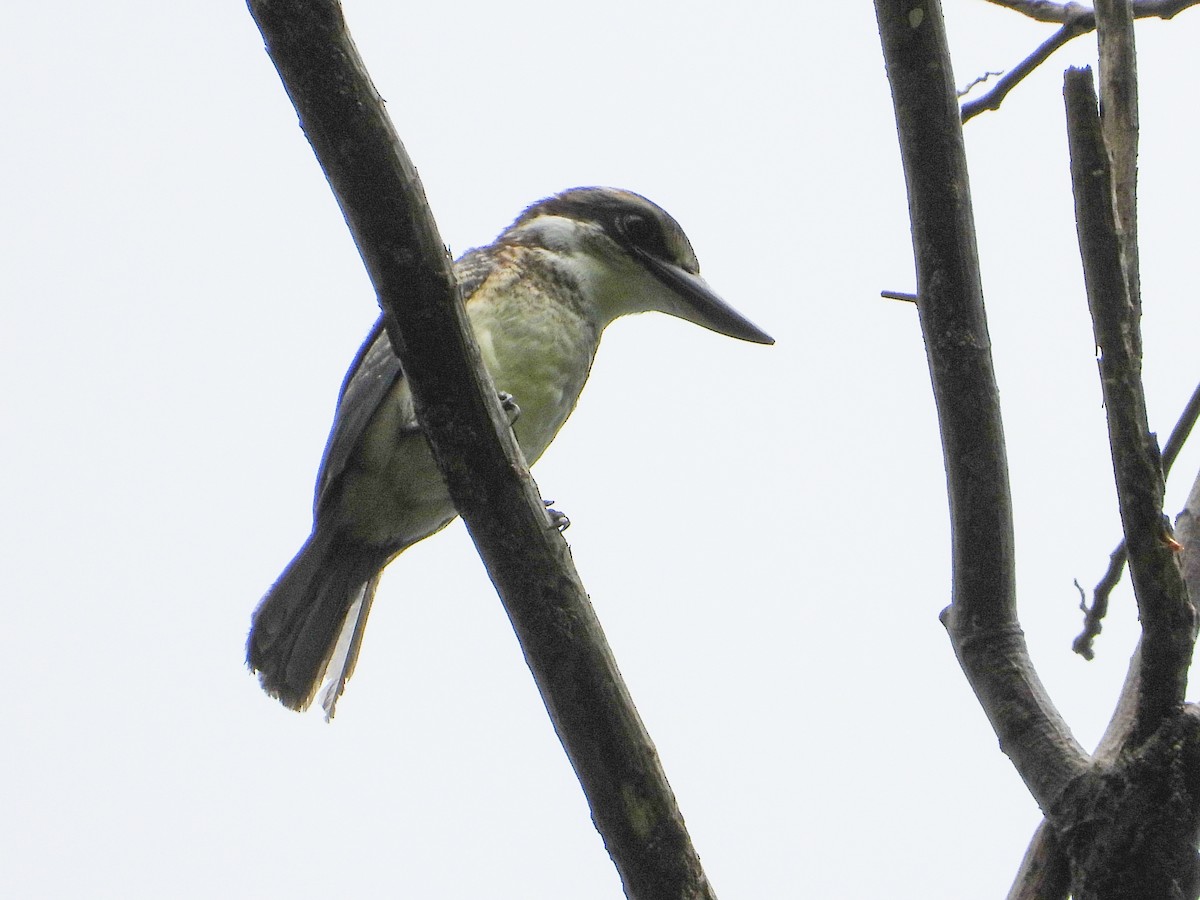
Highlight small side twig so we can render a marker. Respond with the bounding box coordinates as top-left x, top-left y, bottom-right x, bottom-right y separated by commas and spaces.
959, 70, 1005, 96
1074, 549, 1127, 659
